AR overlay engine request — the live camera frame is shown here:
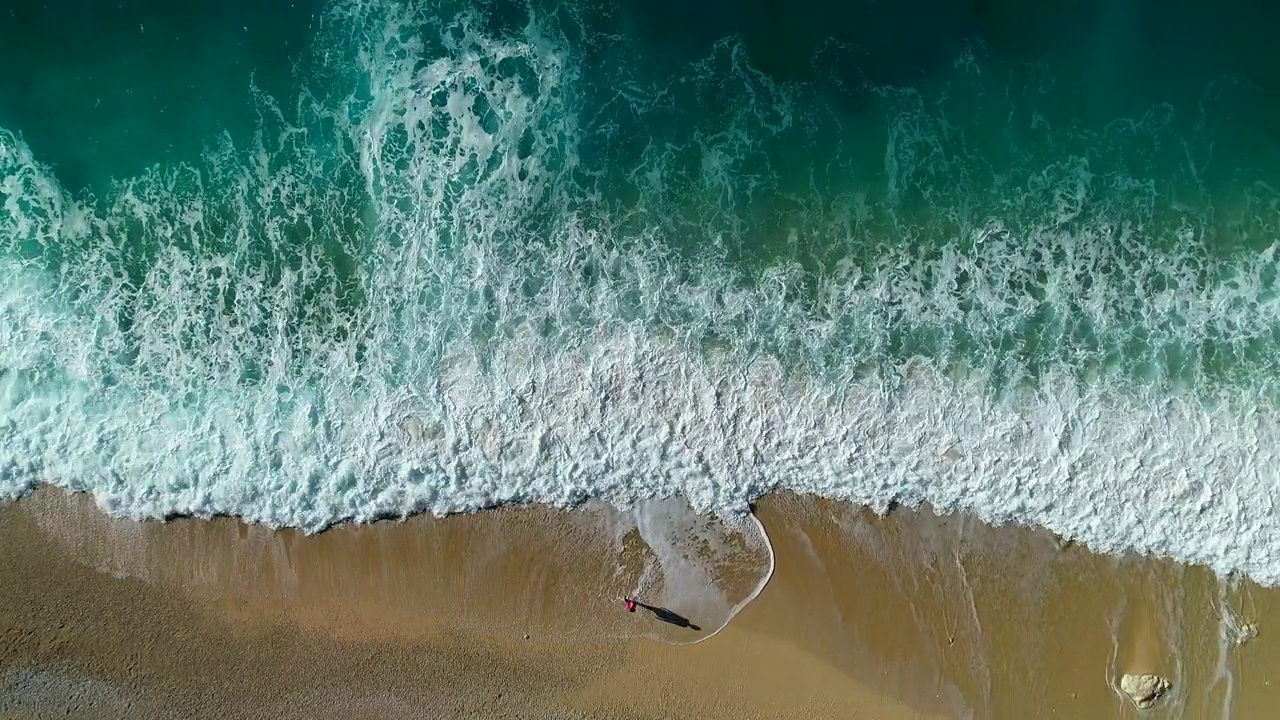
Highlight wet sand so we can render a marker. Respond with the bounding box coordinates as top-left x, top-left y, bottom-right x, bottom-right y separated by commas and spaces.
1, 487, 1277, 719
